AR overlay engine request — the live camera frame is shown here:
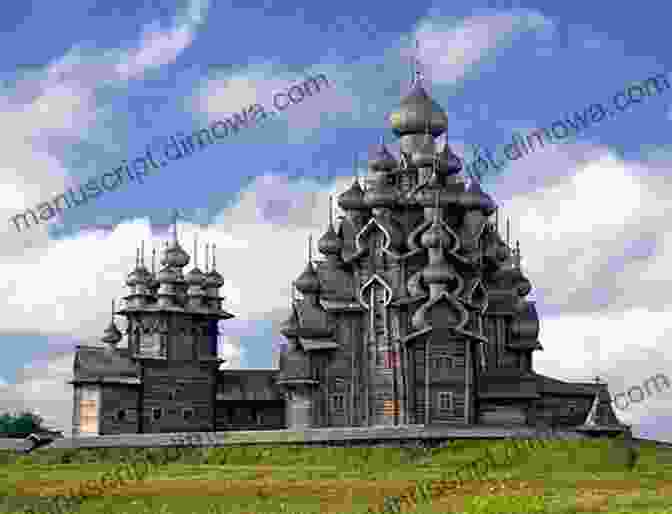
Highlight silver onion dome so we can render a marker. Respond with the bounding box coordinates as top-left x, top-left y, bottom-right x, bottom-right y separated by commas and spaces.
186, 266, 206, 286
161, 240, 190, 268
389, 78, 448, 137
101, 319, 122, 345
204, 269, 225, 289
436, 143, 462, 175
420, 222, 452, 249
318, 224, 343, 256
294, 262, 320, 294
280, 307, 300, 337
368, 142, 398, 172
157, 266, 180, 283
337, 179, 366, 210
